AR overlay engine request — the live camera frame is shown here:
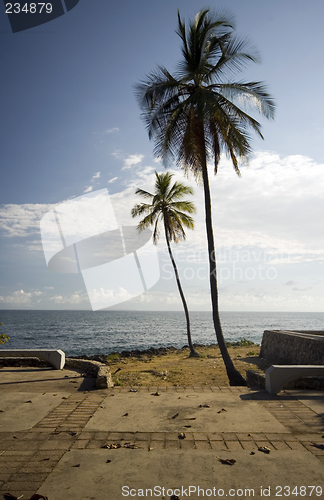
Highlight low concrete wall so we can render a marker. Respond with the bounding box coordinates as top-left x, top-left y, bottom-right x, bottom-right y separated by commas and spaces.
65, 358, 114, 389
260, 330, 324, 365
